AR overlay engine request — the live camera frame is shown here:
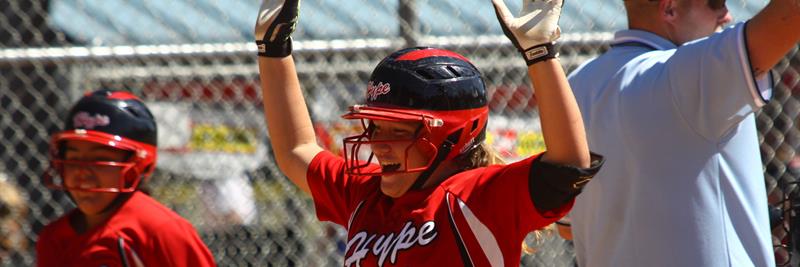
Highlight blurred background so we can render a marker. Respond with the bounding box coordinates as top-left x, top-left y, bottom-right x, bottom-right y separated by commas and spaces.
0, 0, 798, 266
